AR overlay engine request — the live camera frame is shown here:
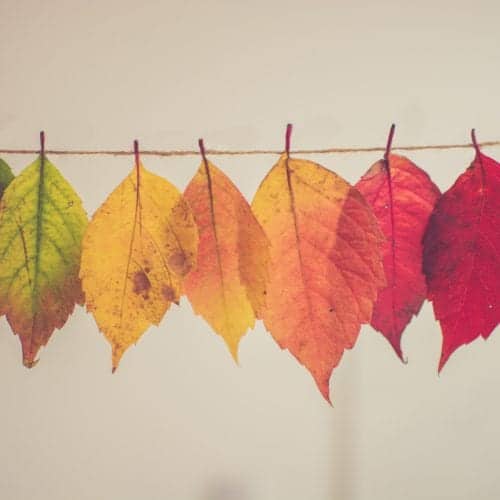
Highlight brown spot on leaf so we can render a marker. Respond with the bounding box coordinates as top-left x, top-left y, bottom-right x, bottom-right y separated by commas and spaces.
162, 285, 176, 302
168, 251, 191, 276
133, 270, 151, 295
